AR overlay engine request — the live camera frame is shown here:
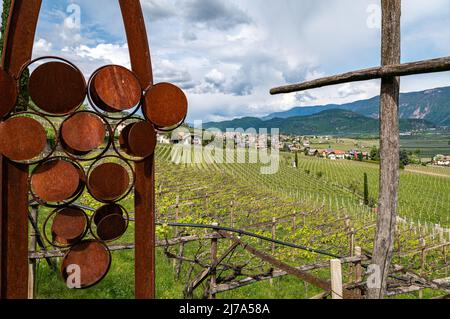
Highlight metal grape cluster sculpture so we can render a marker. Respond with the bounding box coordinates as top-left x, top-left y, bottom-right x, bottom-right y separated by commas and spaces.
0, 57, 187, 288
